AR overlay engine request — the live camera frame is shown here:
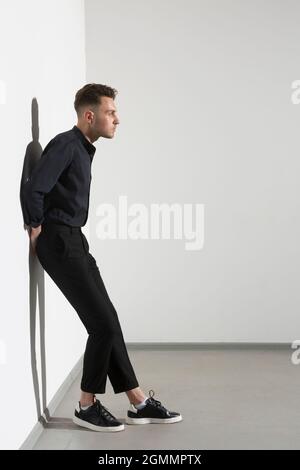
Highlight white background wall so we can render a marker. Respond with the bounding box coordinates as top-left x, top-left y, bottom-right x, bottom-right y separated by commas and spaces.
1, 0, 300, 450
0, 0, 87, 450
85, 0, 300, 343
